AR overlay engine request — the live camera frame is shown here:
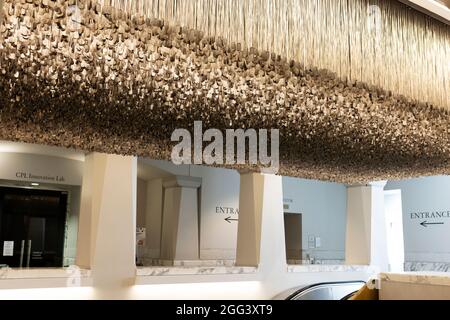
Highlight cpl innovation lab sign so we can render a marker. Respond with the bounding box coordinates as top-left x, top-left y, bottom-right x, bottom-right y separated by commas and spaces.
410, 210, 450, 228
16, 171, 65, 183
